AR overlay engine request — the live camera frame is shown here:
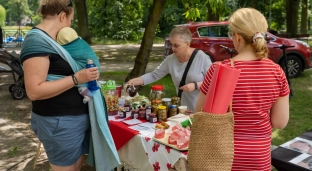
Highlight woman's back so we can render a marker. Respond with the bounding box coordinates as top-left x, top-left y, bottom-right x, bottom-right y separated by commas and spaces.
222, 58, 289, 171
